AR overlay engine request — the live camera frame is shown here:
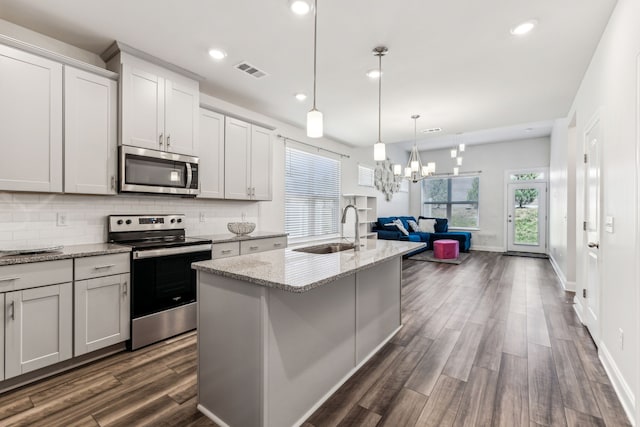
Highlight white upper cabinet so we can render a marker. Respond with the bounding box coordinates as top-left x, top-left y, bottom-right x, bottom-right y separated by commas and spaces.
224, 117, 251, 200
0, 44, 63, 193
250, 125, 273, 201
64, 66, 118, 195
224, 117, 272, 201
118, 55, 199, 156
198, 109, 225, 199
